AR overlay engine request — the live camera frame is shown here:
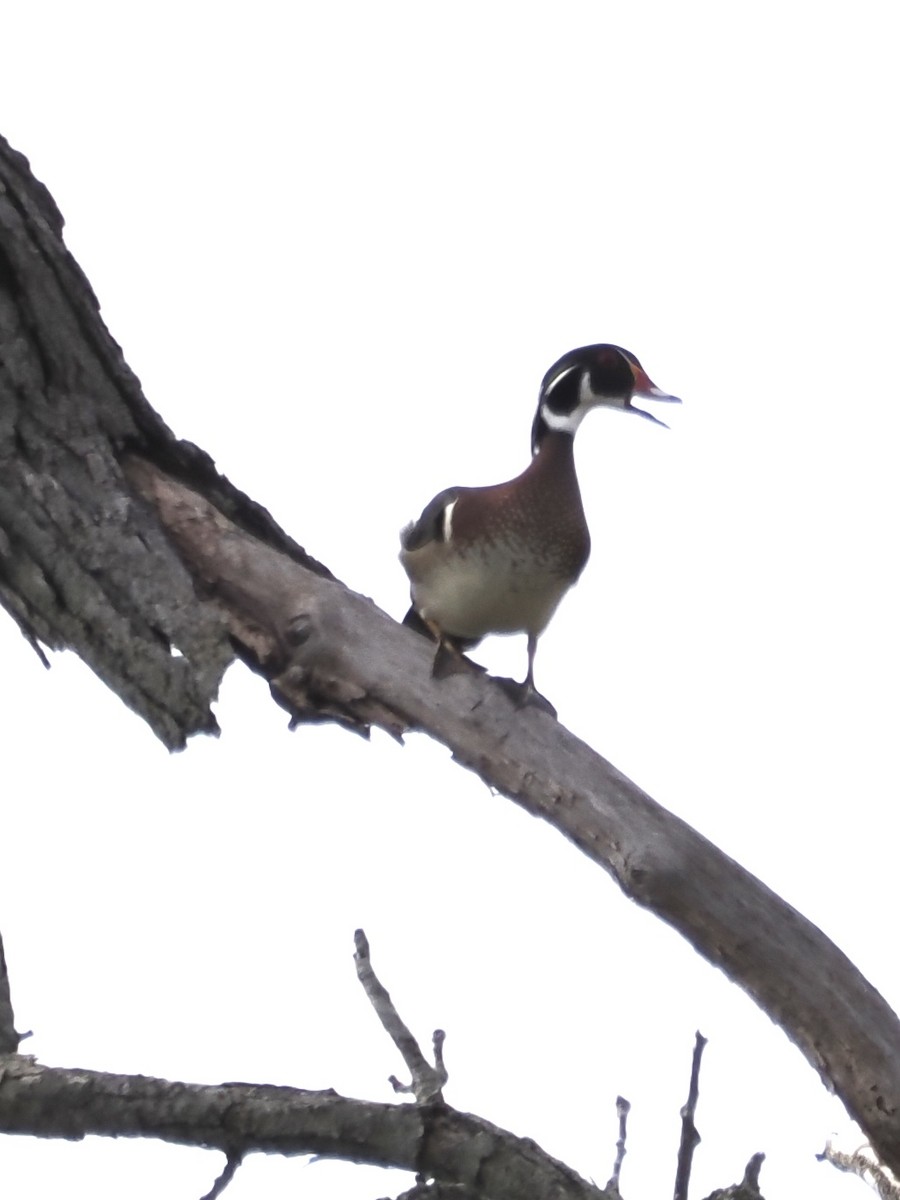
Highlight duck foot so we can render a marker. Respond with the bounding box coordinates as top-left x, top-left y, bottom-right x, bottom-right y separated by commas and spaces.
431, 642, 486, 680
495, 676, 557, 718
403, 607, 437, 640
